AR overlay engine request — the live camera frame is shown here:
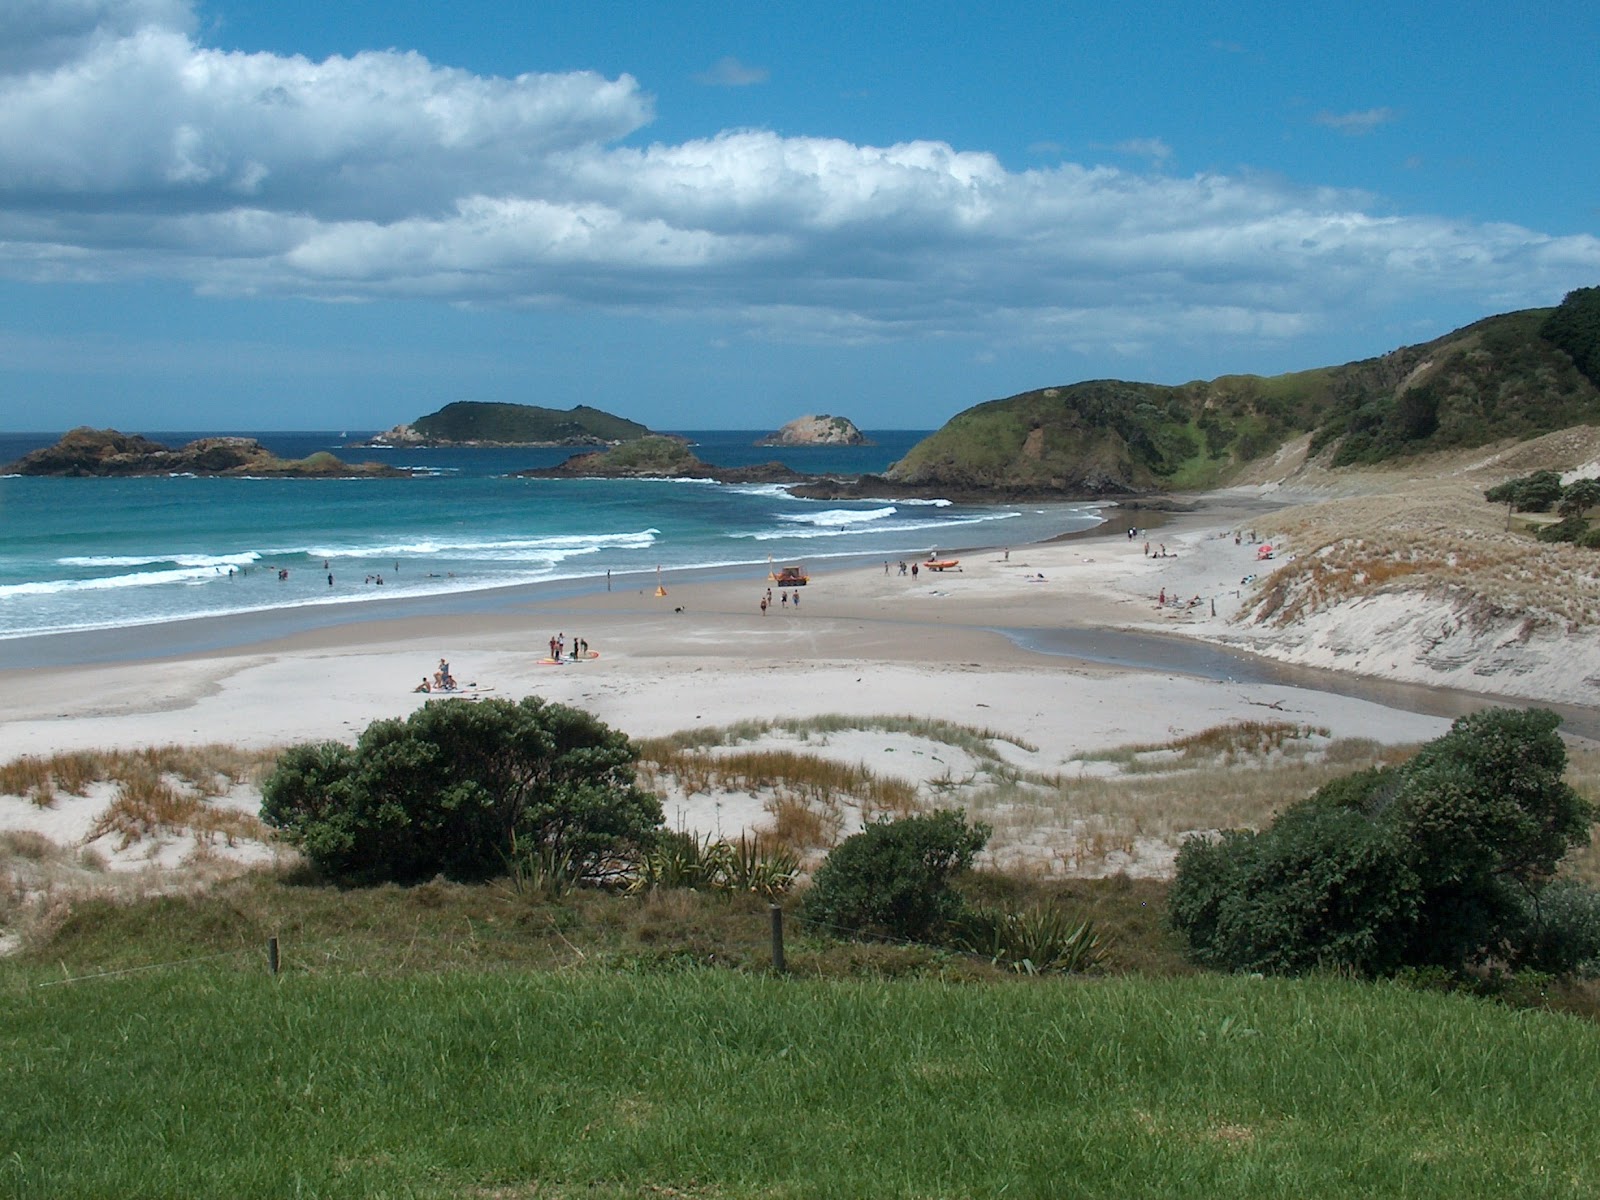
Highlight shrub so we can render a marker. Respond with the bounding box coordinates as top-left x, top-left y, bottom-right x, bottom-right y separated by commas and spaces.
1170, 708, 1594, 977
1536, 516, 1589, 544
800, 809, 990, 943
1169, 806, 1417, 976
261, 696, 662, 885
1513, 879, 1600, 977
